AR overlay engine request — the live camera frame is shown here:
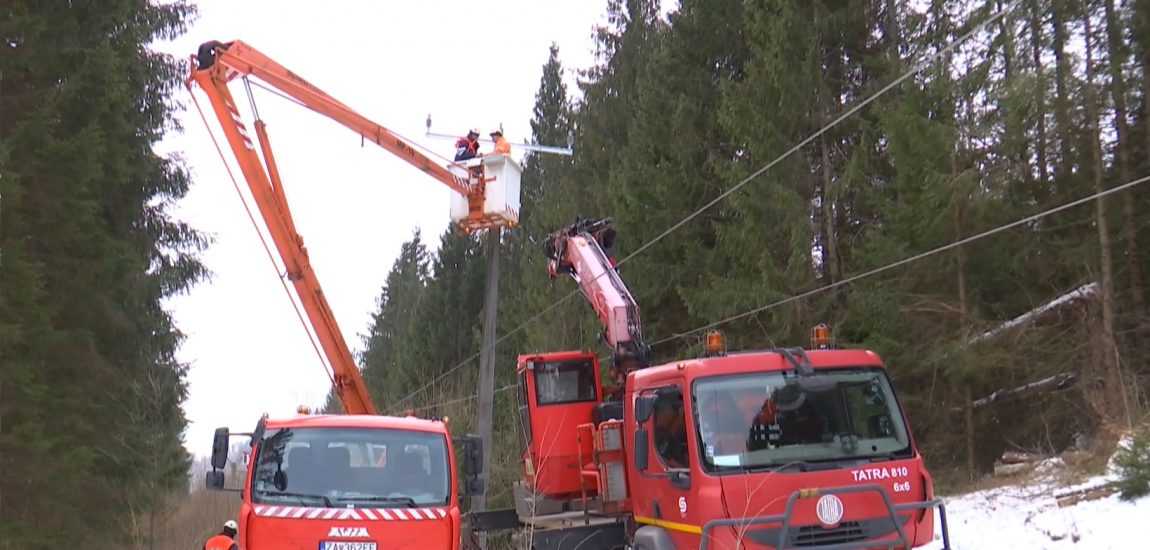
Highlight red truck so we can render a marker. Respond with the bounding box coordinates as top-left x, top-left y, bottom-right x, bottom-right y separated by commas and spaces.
189, 39, 489, 550
472, 218, 952, 550
207, 414, 480, 549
